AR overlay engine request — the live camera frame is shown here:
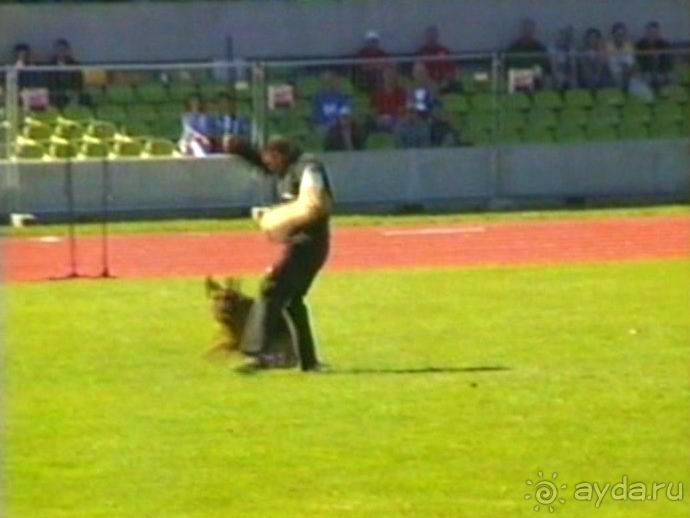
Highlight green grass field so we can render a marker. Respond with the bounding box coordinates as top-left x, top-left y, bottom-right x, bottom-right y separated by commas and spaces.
4, 261, 690, 517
